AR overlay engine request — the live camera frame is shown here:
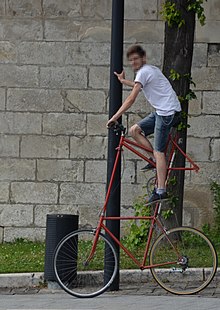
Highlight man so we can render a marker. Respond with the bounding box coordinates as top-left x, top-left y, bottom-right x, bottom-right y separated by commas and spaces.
106, 45, 181, 203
